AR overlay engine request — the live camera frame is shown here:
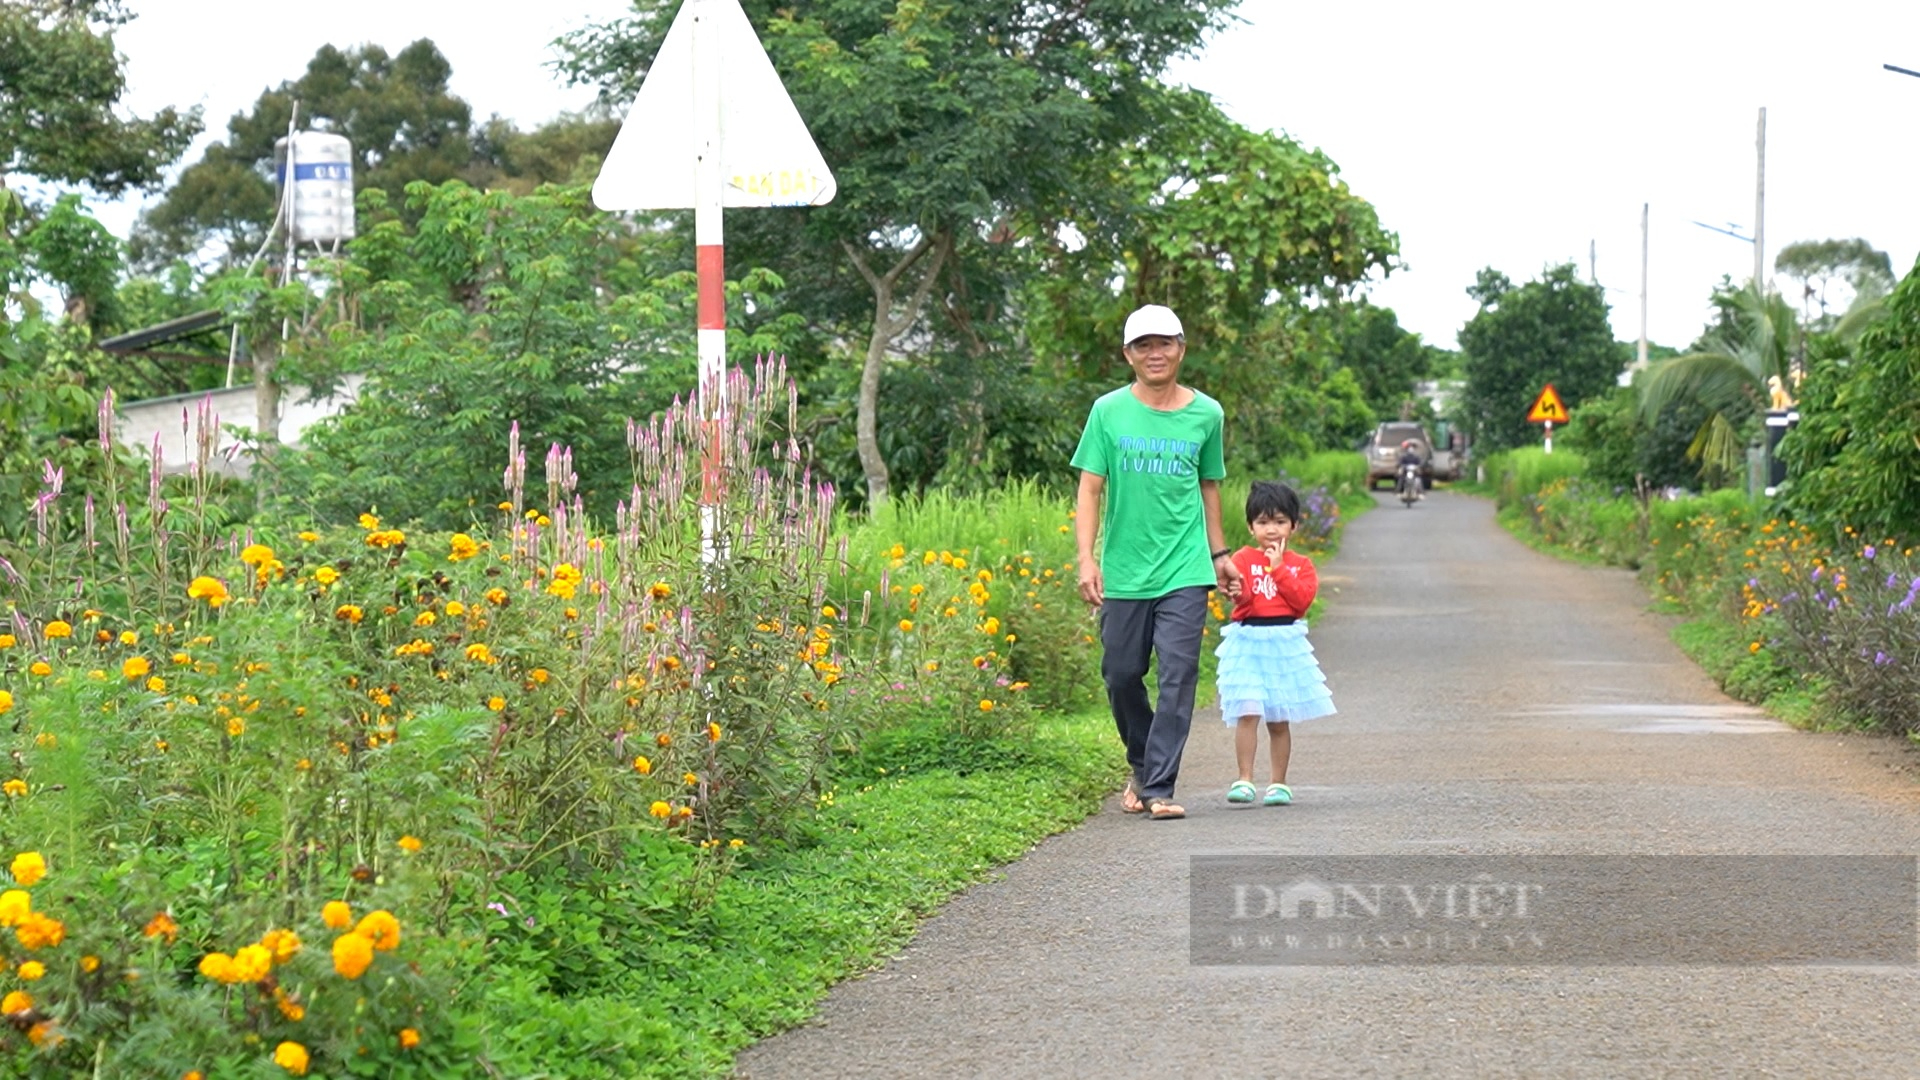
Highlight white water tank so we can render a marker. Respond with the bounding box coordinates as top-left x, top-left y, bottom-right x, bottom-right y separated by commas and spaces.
276, 131, 356, 244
